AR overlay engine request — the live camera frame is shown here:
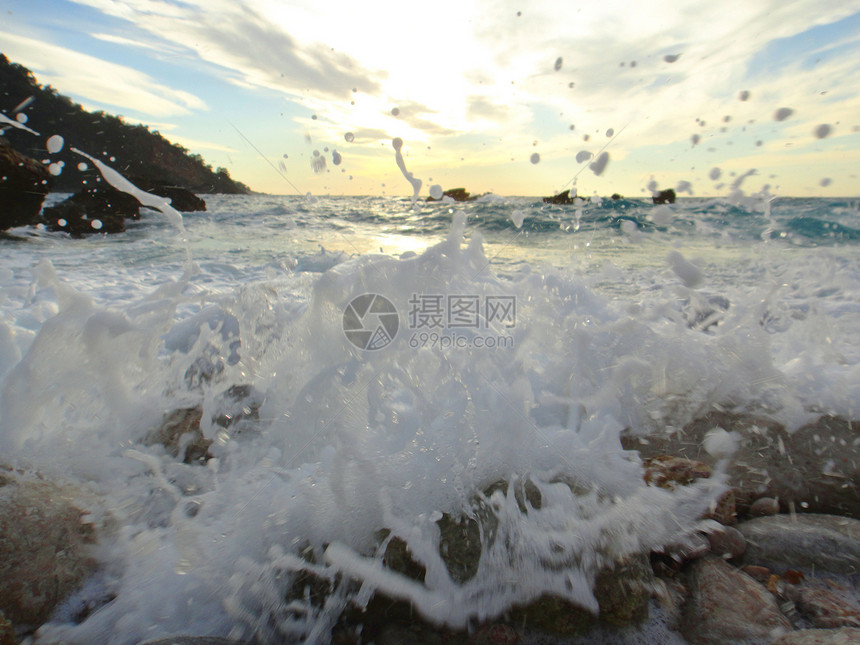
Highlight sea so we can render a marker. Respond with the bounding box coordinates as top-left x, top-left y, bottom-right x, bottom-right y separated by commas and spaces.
1, 181, 860, 643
